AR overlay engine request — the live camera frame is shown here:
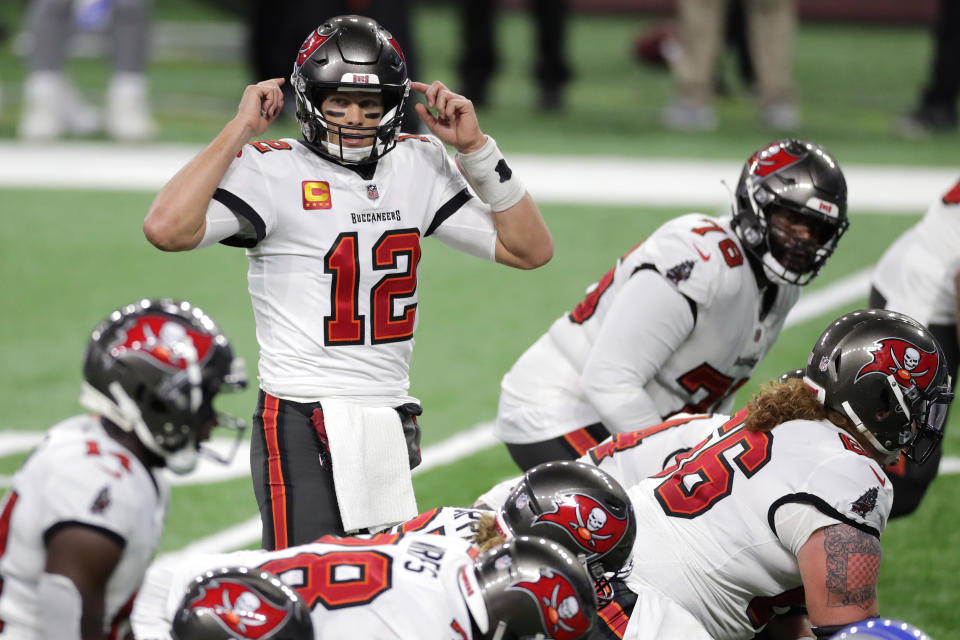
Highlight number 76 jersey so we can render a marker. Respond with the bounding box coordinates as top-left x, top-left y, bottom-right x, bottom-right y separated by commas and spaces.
621, 414, 893, 640
131, 533, 480, 640
212, 135, 497, 403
